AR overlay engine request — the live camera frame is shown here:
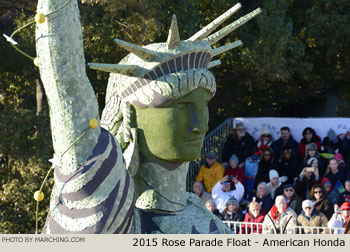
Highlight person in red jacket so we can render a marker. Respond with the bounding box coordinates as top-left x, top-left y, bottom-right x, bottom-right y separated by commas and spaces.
298, 127, 321, 159
224, 154, 245, 187
241, 201, 266, 234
